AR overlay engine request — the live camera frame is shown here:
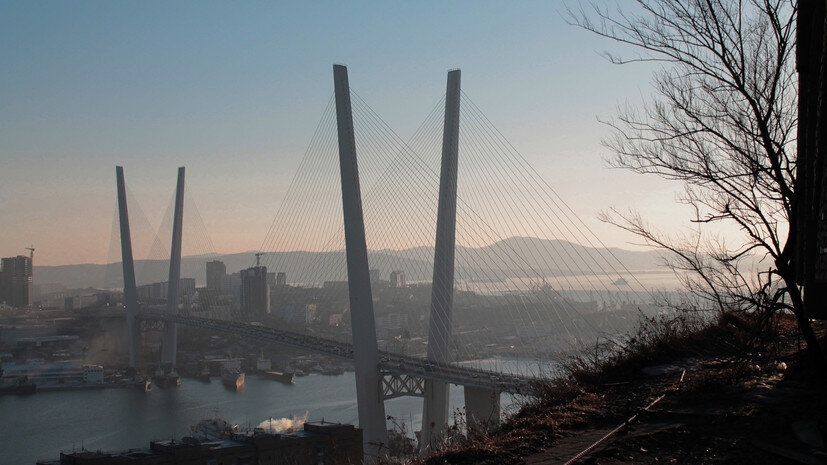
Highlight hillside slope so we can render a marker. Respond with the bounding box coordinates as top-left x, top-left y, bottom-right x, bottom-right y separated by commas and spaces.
34, 237, 665, 289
